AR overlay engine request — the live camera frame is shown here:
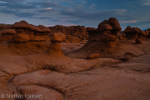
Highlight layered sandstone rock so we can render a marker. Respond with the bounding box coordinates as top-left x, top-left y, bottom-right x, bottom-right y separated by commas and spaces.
0, 29, 16, 41
0, 21, 51, 55
11, 20, 50, 43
